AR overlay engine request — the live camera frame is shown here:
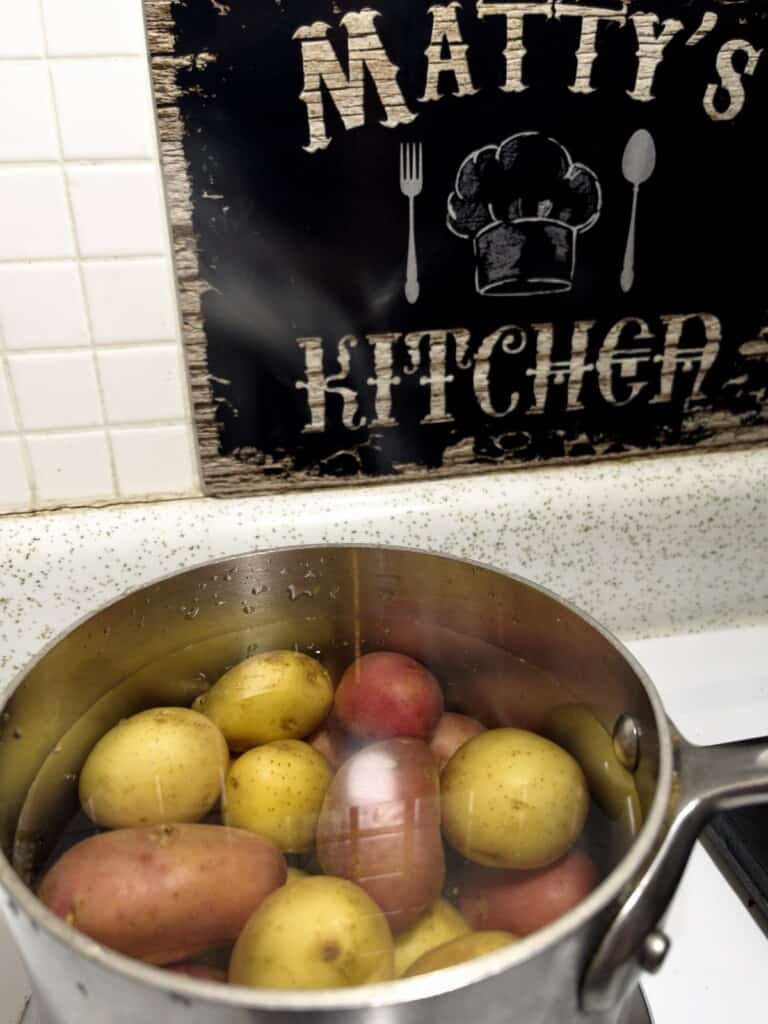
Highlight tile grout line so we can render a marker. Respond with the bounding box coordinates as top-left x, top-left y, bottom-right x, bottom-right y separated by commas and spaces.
0, 157, 158, 169
0, 252, 169, 266
36, 0, 120, 506
0, 418, 191, 437
4, 341, 181, 358
0, 52, 144, 63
